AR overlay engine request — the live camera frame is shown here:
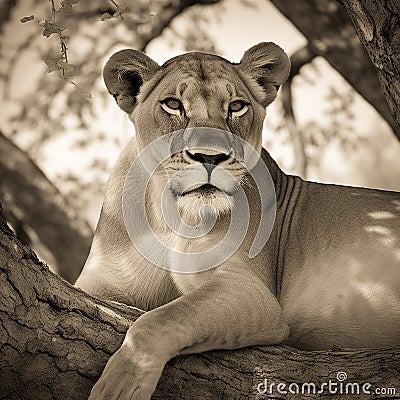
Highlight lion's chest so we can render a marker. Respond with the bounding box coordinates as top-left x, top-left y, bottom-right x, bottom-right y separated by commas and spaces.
168, 231, 232, 294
